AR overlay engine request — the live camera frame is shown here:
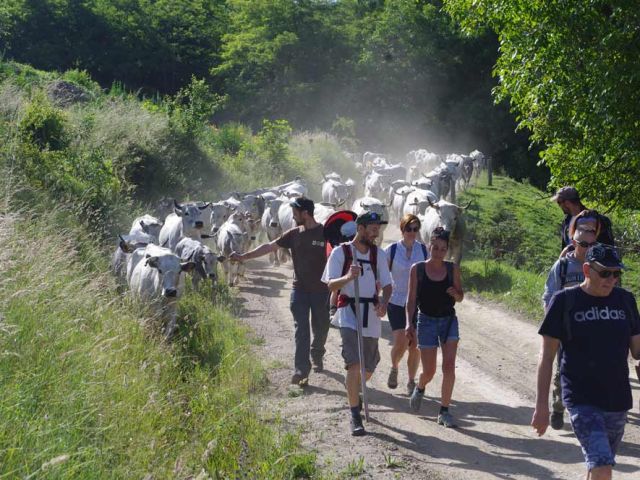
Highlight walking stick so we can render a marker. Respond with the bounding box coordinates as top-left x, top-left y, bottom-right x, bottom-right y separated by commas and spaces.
352, 244, 370, 422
